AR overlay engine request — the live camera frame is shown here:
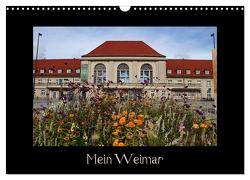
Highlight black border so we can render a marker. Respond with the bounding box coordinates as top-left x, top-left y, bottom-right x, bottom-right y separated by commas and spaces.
6, 6, 244, 174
